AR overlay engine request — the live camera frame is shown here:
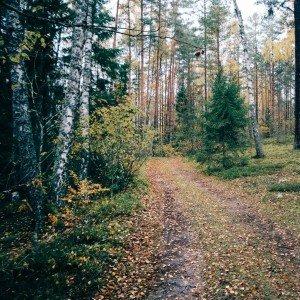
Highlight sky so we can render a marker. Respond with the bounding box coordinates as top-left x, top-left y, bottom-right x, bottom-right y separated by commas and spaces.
236, 0, 265, 19
107, 0, 267, 21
